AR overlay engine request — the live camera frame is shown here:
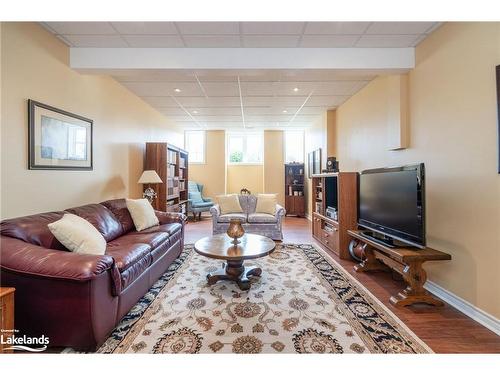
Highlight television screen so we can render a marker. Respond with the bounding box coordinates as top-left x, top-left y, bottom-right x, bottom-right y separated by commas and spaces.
359, 164, 425, 247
